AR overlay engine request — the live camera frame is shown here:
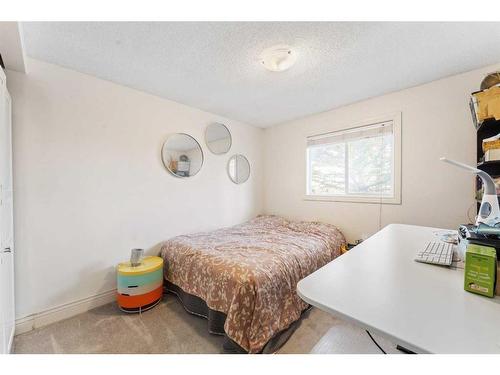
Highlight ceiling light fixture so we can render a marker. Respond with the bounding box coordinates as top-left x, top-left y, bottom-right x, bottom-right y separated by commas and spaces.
259, 44, 296, 72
